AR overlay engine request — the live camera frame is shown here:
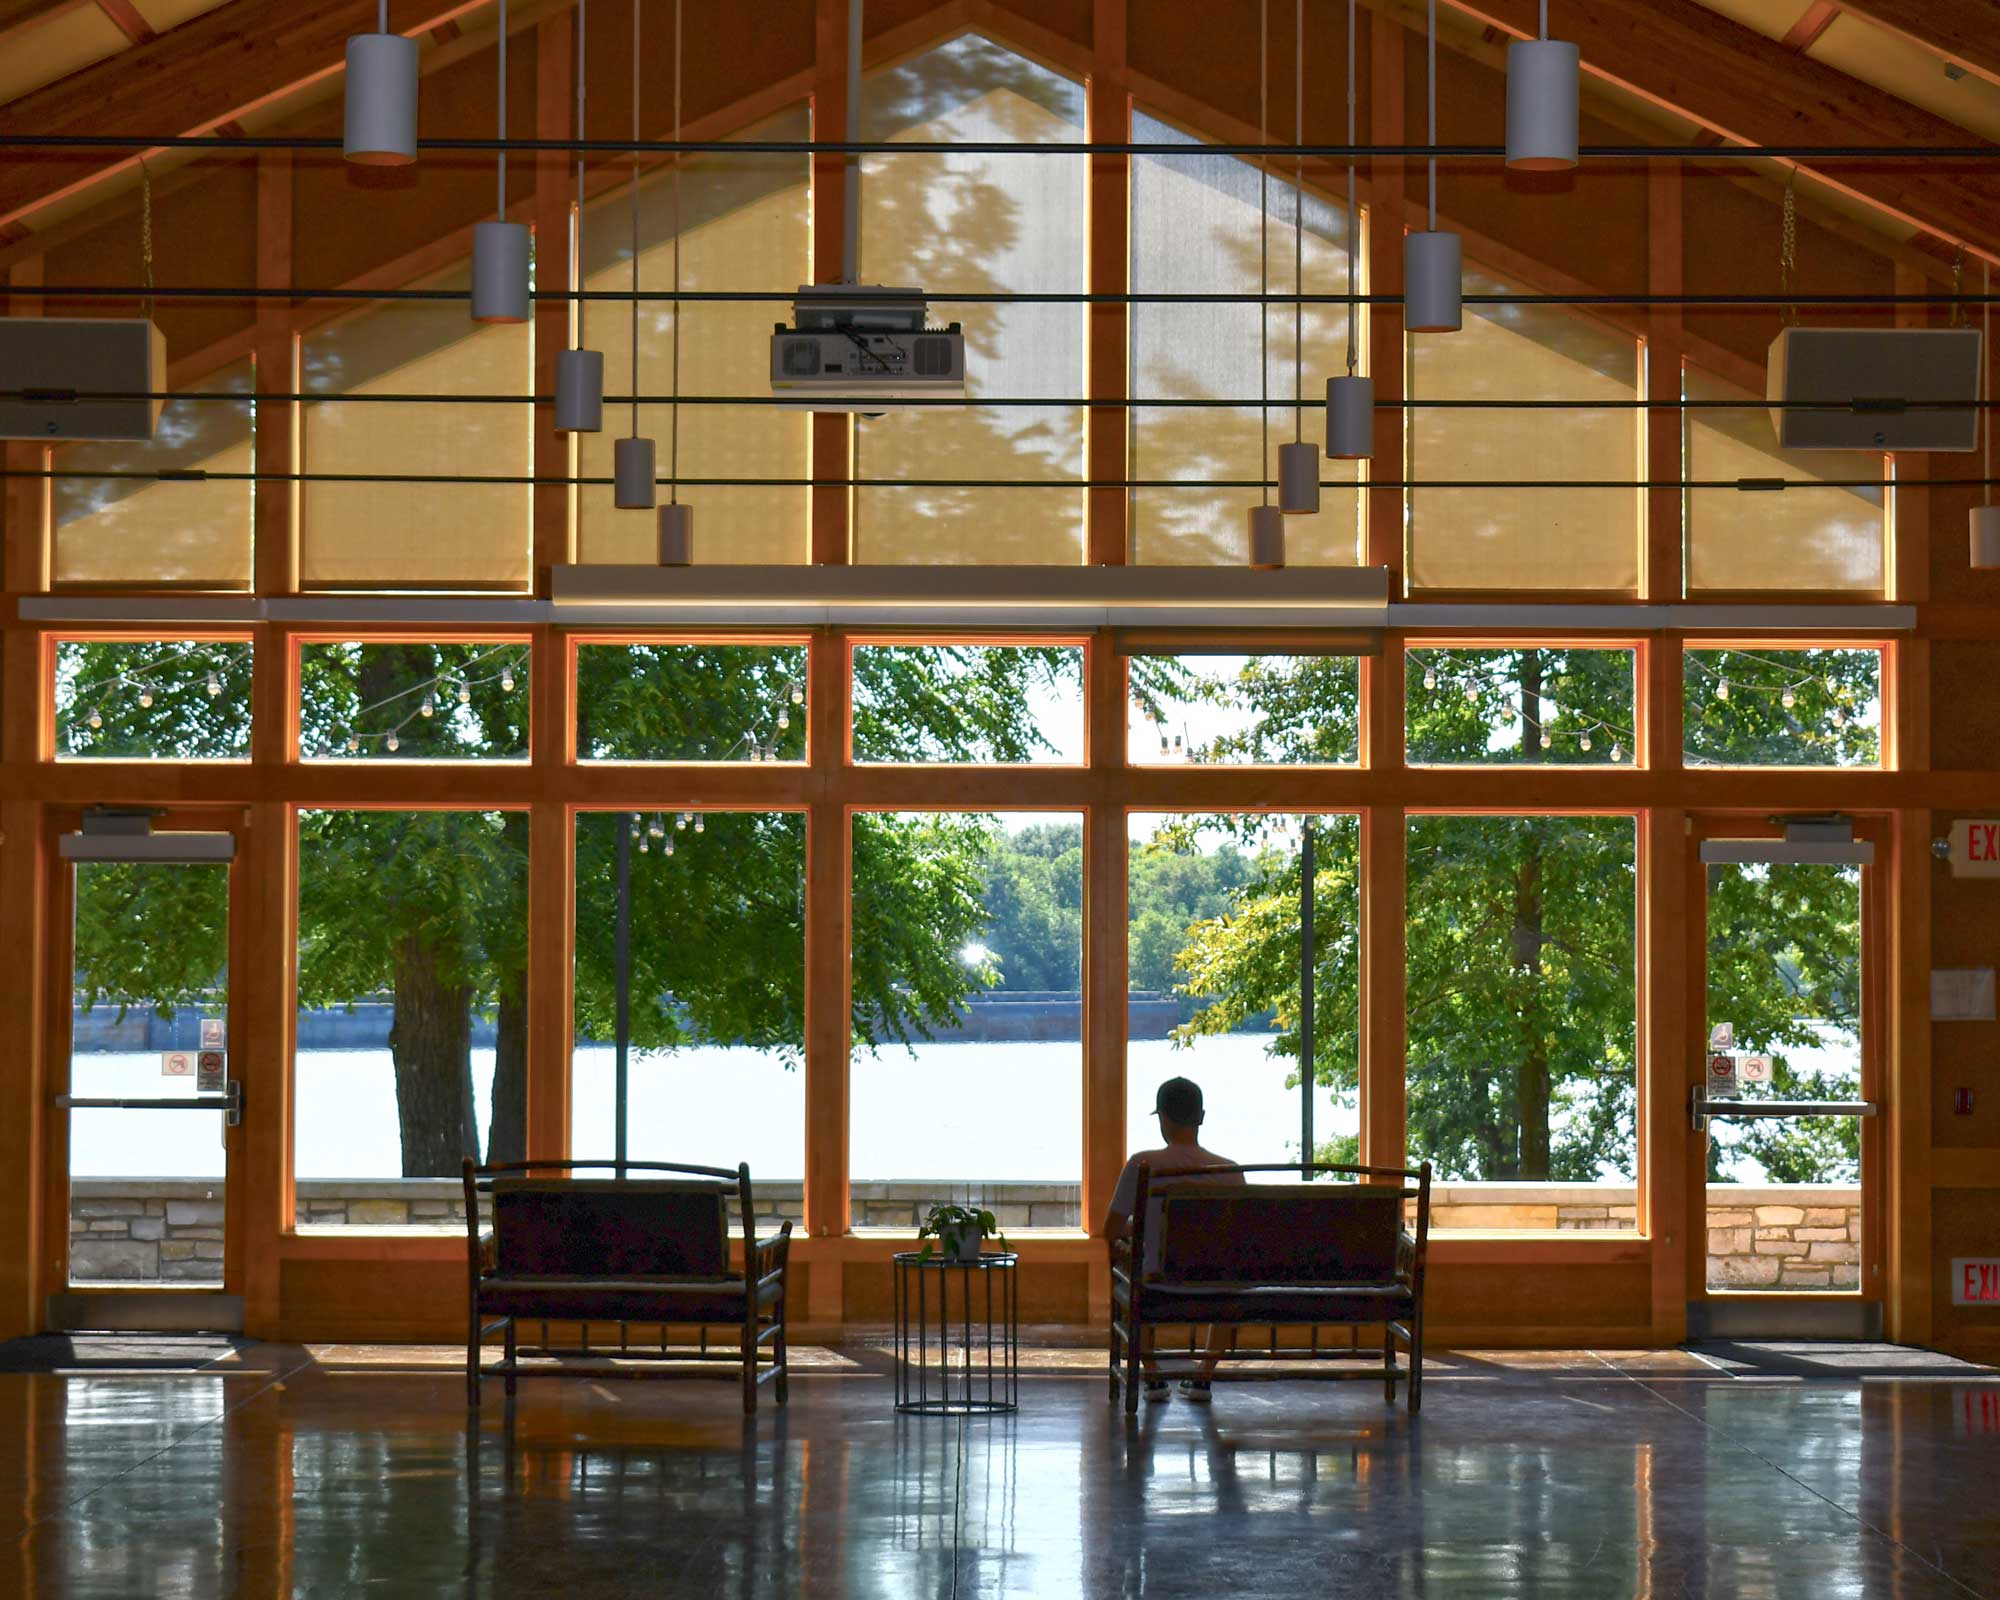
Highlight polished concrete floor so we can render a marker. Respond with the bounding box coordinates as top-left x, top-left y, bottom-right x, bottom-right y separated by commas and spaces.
2, 1340, 1997, 1598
